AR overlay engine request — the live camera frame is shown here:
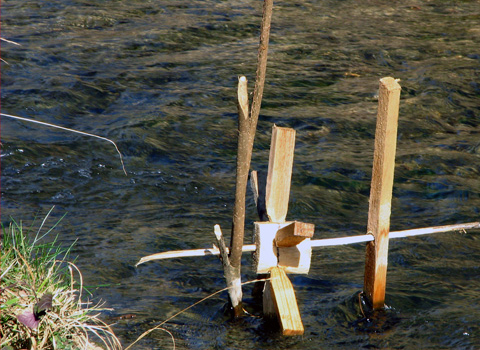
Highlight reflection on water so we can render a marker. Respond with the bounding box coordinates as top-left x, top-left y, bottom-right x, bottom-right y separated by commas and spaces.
1, 0, 479, 348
